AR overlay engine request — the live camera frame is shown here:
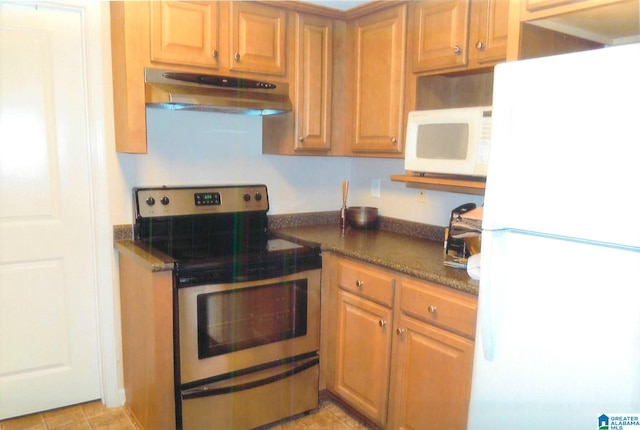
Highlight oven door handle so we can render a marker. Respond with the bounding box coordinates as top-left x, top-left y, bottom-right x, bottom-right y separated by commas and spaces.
181, 356, 319, 400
